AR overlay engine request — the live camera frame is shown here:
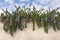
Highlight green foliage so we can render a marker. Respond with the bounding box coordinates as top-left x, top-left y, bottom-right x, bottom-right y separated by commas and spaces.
36, 14, 42, 28
0, 5, 60, 36
30, 13, 36, 31
43, 19, 48, 33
